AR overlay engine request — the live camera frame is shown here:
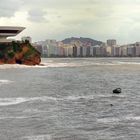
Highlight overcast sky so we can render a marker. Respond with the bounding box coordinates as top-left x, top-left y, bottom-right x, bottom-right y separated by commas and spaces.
1, 0, 140, 44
